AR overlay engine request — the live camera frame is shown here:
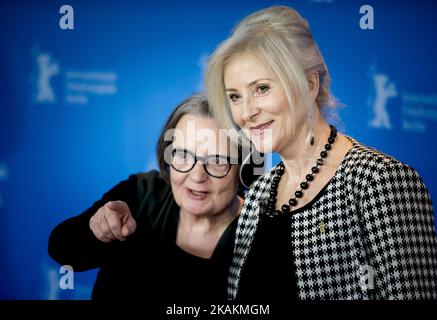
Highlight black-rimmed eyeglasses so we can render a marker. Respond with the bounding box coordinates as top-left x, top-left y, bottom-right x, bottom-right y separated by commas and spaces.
170, 148, 236, 178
